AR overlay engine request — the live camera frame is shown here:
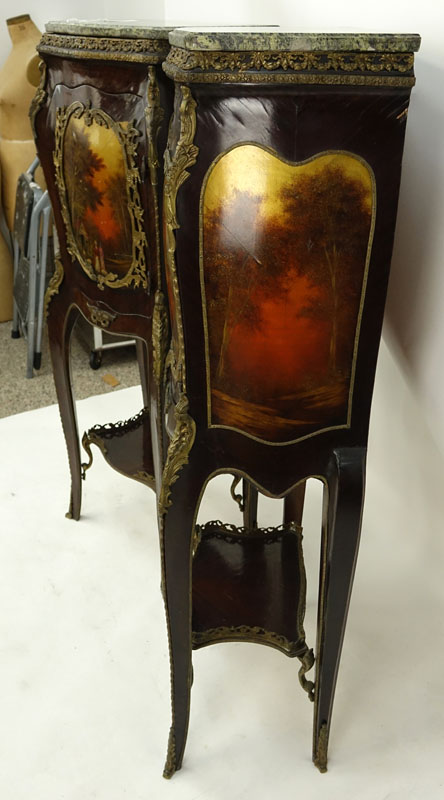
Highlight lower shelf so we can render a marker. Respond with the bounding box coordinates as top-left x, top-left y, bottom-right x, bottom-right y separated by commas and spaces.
81, 406, 155, 489
192, 520, 309, 658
